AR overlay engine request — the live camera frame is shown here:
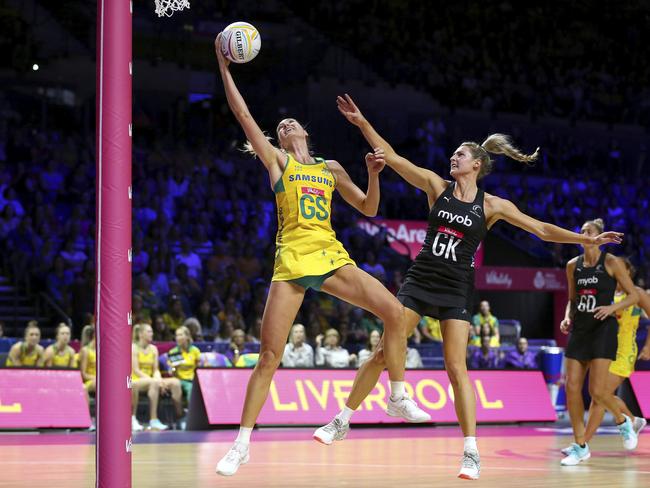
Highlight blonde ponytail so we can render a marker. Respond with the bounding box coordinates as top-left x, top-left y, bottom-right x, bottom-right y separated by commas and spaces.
463, 133, 540, 179
240, 134, 274, 158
